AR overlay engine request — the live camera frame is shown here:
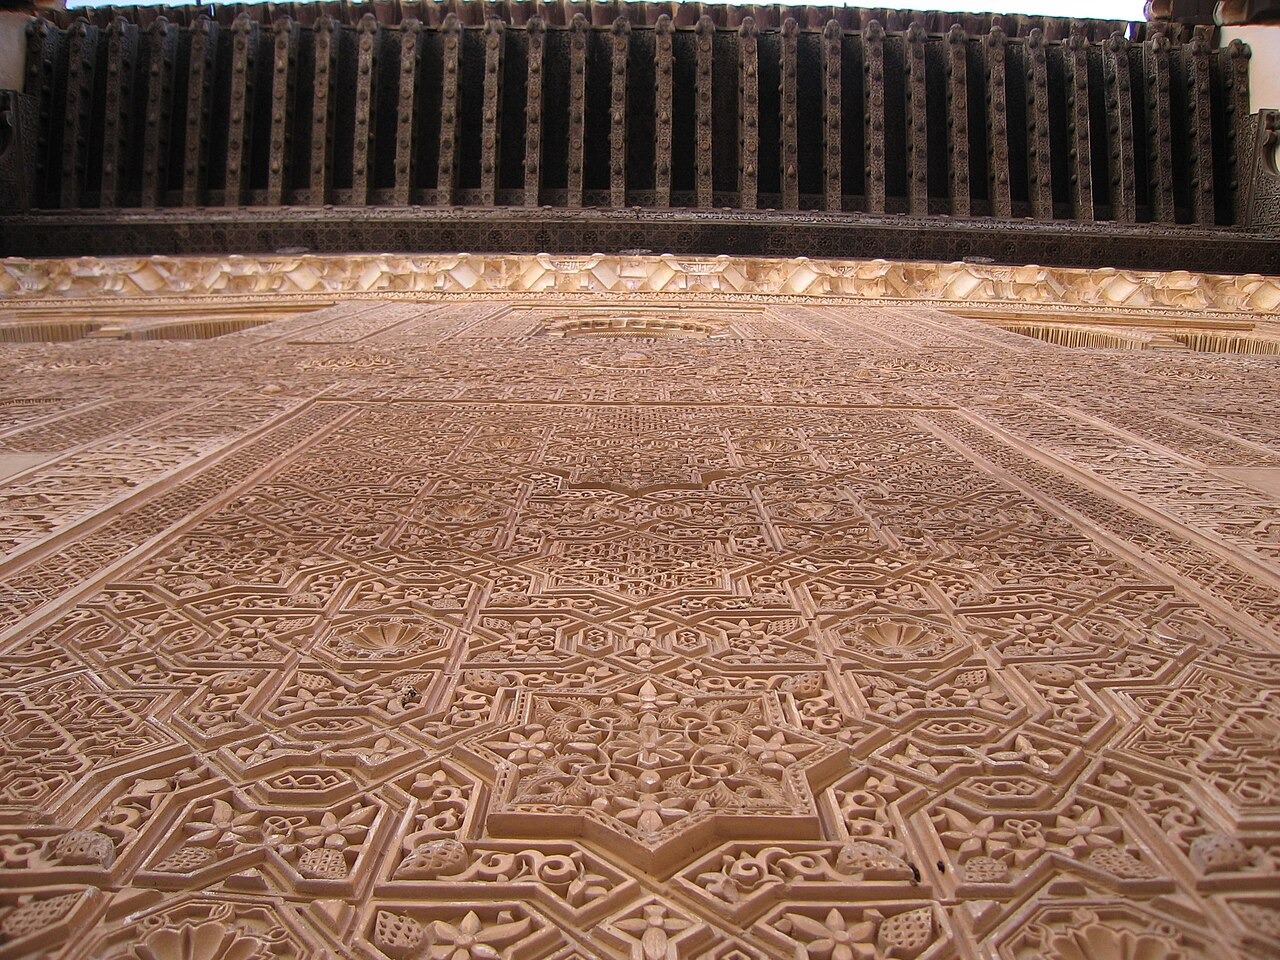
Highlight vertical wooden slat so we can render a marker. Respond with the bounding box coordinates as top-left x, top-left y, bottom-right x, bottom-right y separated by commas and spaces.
1144, 31, 1175, 223
904, 22, 928, 216
695, 15, 714, 208
779, 18, 799, 211
308, 16, 337, 205
654, 14, 673, 207
61, 20, 97, 209
479, 18, 504, 207
141, 19, 177, 208
609, 18, 628, 207
983, 26, 1011, 218
100, 17, 139, 208
24, 18, 57, 204
823, 19, 843, 212
567, 13, 587, 208
23, 19, 50, 124
266, 17, 298, 206
393, 19, 423, 206
225, 13, 258, 206
862, 20, 886, 214
1225, 39, 1251, 227
1065, 26, 1094, 221
352, 14, 379, 205
1186, 29, 1215, 226
182, 18, 216, 207
1103, 32, 1136, 223
945, 24, 970, 217
1025, 28, 1052, 220
523, 17, 545, 206
438, 13, 463, 205
737, 17, 759, 210
655, 13, 675, 209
